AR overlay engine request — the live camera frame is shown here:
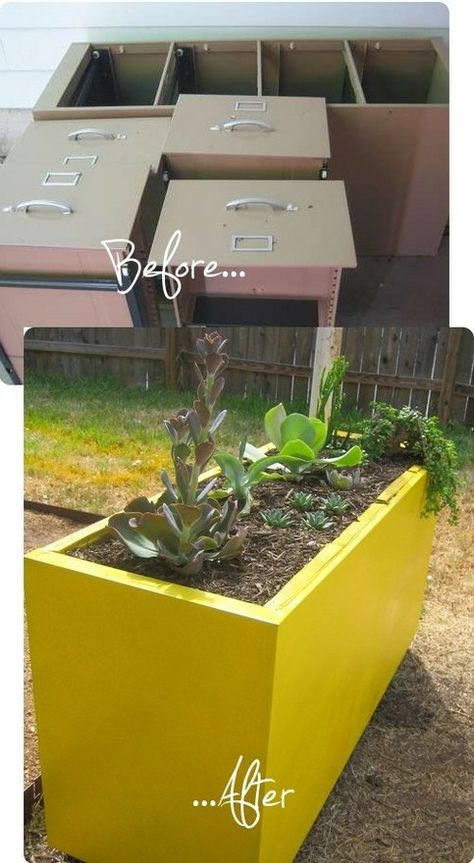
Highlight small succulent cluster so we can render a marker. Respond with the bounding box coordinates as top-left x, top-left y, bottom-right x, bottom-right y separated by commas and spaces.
260, 490, 350, 531
289, 490, 314, 511
261, 509, 294, 529
109, 332, 246, 575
